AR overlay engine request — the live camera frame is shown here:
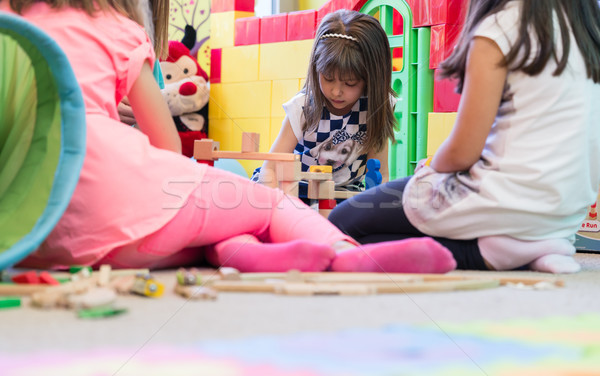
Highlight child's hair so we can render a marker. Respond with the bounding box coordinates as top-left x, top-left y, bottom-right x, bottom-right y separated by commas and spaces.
440, 0, 600, 92
7, 0, 170, 58
303, 9, 396, 154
